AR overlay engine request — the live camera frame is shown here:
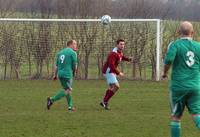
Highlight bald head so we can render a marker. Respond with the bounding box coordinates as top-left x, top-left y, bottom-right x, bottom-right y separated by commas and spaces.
178, 21, 194, 37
